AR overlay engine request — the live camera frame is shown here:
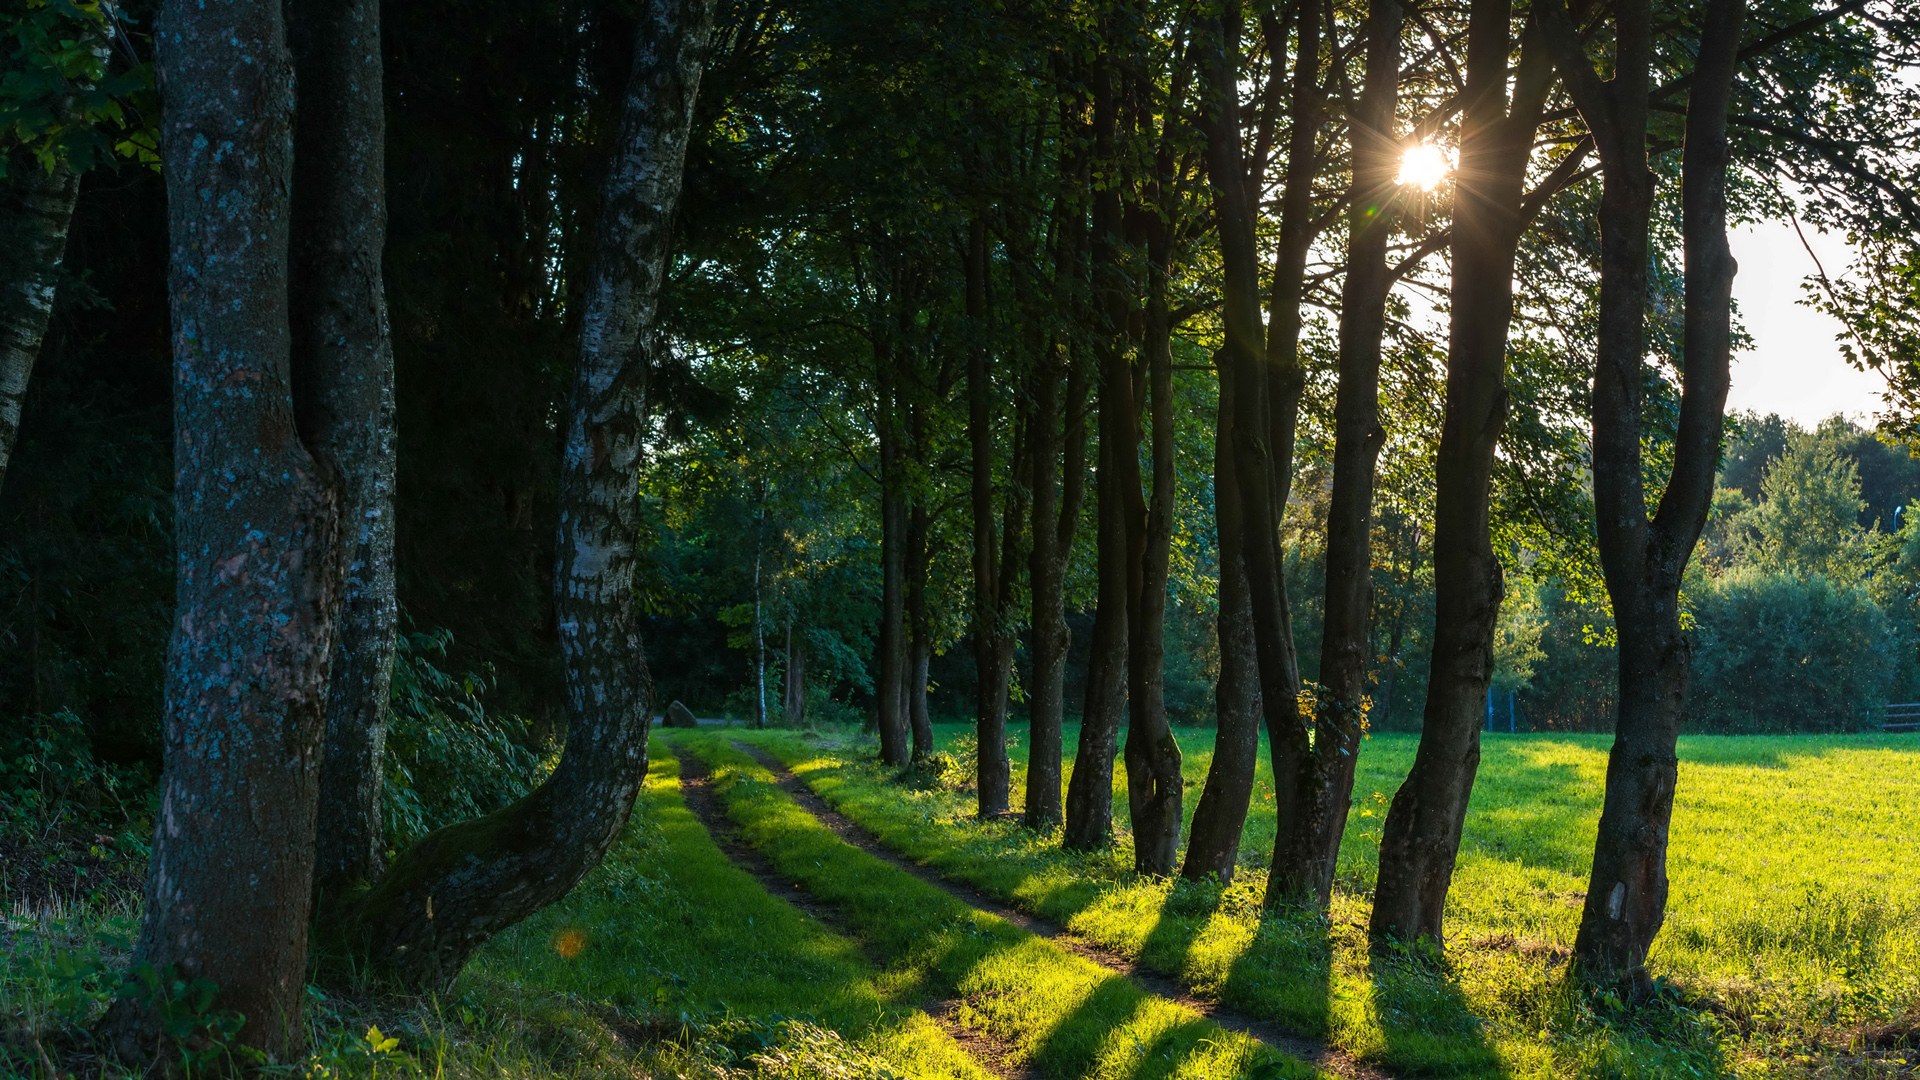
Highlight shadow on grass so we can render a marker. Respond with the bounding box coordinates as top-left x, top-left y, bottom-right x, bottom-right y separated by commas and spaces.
1366, 945, 1510, 1078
